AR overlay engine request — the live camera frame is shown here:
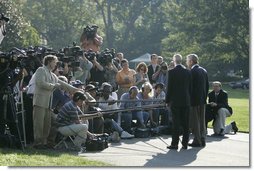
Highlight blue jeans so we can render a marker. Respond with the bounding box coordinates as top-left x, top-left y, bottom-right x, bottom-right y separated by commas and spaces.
153, 108, 170, 126
121, 111, 149, 133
